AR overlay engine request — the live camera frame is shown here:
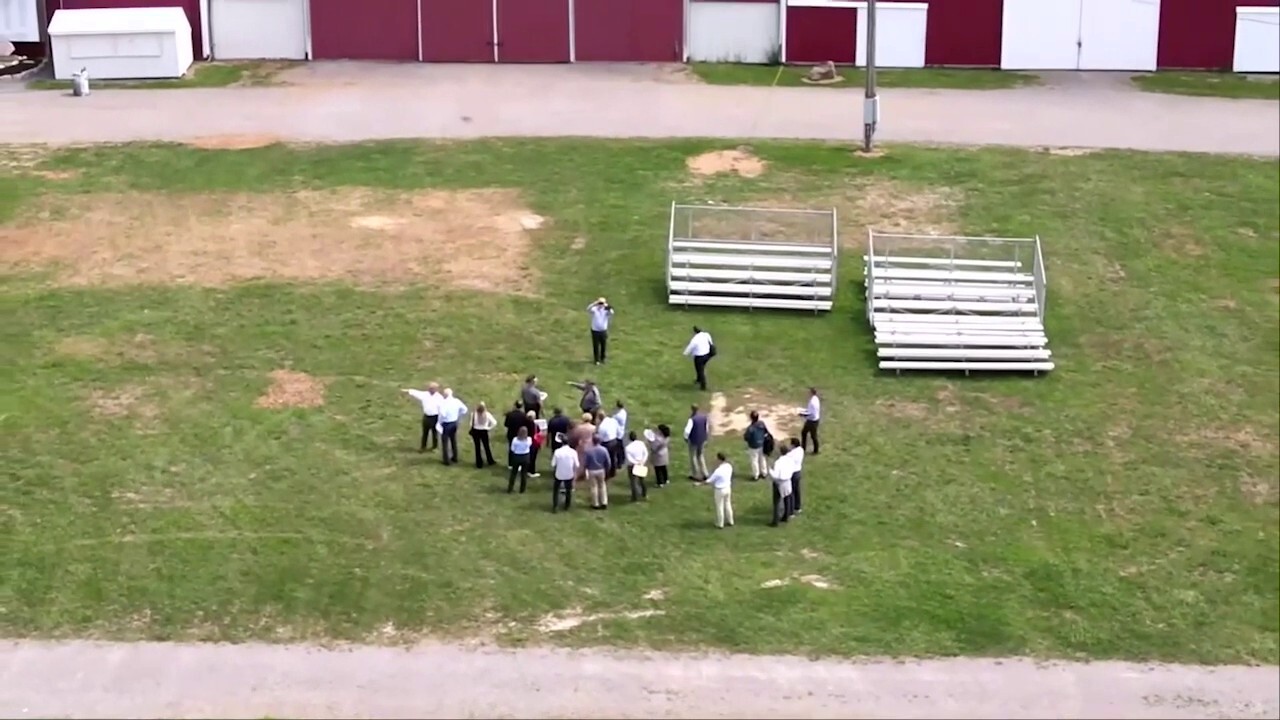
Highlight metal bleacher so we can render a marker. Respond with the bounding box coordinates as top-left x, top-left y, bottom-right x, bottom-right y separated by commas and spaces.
864, 231, 1054, 375
666, 203, 838, 313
